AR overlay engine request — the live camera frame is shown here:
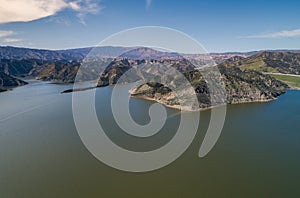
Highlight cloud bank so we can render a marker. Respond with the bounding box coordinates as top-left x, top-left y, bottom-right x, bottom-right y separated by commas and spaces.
0, 0, 101, 24
0, 30, 14, 38
3, 38, 22, 43
245, 29, 300, 38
